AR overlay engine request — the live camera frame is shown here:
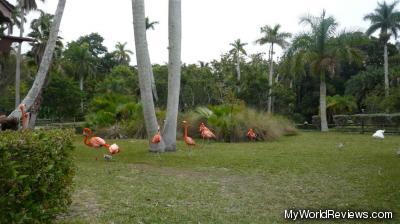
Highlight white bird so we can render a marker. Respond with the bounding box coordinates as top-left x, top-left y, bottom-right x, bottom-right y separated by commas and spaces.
396, 148, 400, 157
372, 130, 385, 139
336, 142, 344, 149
